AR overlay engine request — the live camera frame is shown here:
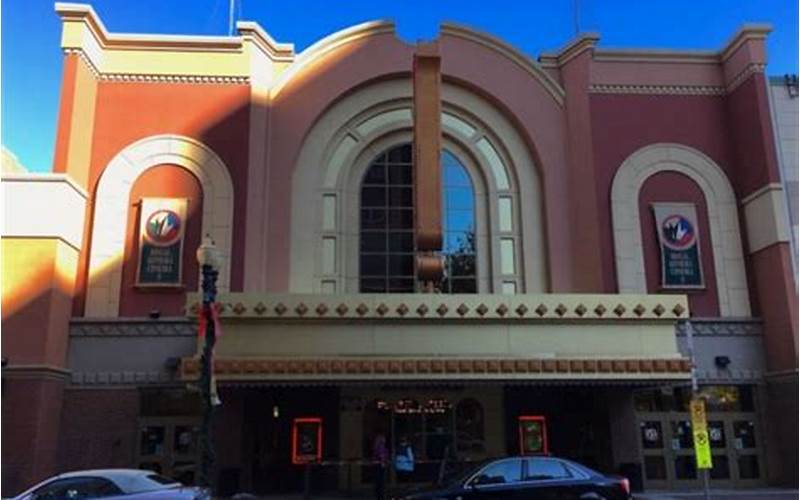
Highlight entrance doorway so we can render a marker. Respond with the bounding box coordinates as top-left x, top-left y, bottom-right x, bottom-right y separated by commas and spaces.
636, 385, 765, 489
